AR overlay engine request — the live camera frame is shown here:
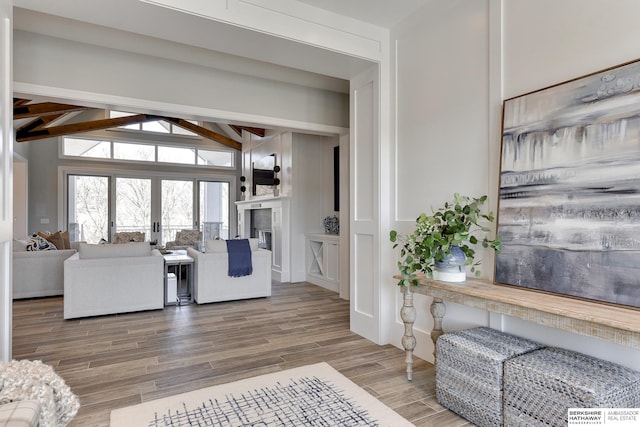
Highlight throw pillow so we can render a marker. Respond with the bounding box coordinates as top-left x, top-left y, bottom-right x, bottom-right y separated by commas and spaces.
38, 231, 65, 250
205, 239, 227, 253
175, 229, 201, 246
26, 234, 57, 251
113, 231, 145, 244
60, 230, 72, 249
